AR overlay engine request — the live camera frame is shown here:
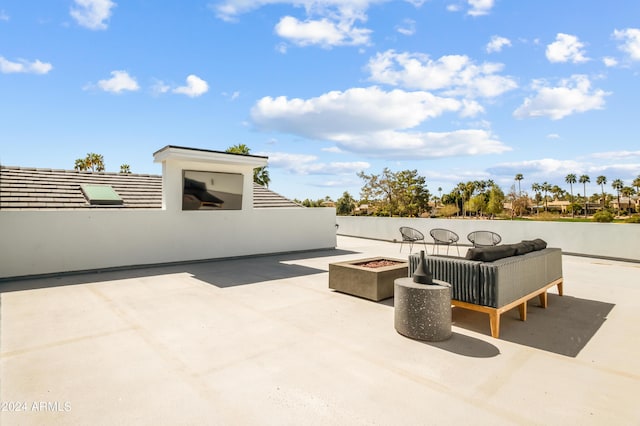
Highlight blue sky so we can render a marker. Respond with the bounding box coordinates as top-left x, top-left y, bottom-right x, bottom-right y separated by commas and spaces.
1, 1, 640, 201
